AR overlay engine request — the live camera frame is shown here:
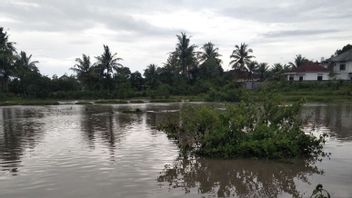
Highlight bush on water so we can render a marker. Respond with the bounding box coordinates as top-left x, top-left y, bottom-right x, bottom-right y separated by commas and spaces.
158, 93, 327, 159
